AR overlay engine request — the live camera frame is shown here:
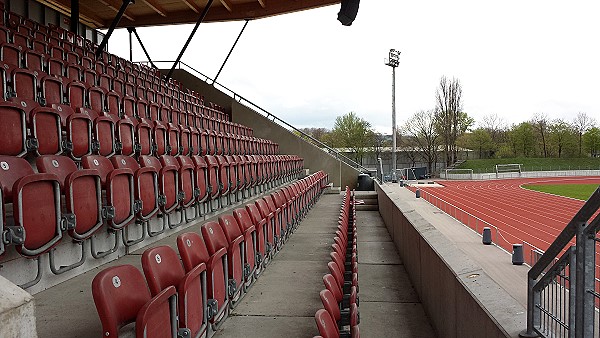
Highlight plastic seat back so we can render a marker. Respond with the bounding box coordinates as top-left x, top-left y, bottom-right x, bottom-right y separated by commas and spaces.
141, 245, 185, 296
204, 155, 220, 199
191, 155, 208, 203
0, 156, 62, 257
320, 289, 341, 322
0, 102, 28, 156
177, 232, 210, 272
323, 274, 343, 304
92, 265, 152, 337
315, 309, 340, 338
